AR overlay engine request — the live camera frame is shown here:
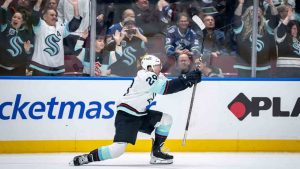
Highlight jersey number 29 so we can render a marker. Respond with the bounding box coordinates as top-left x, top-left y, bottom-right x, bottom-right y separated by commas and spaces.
146, 75, 157, 86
